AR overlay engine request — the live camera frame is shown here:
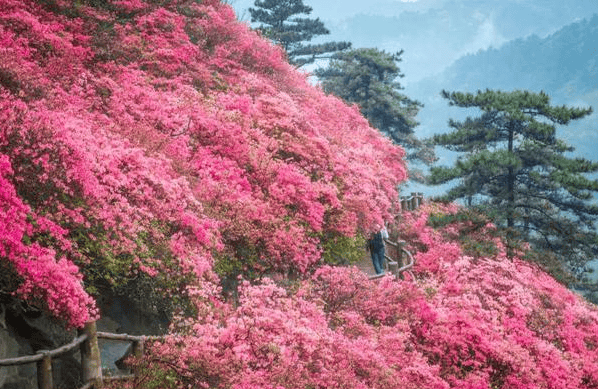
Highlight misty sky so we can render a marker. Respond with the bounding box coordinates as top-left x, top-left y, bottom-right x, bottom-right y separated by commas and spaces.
231, 0, 598, 85
230, 0, 598, 196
